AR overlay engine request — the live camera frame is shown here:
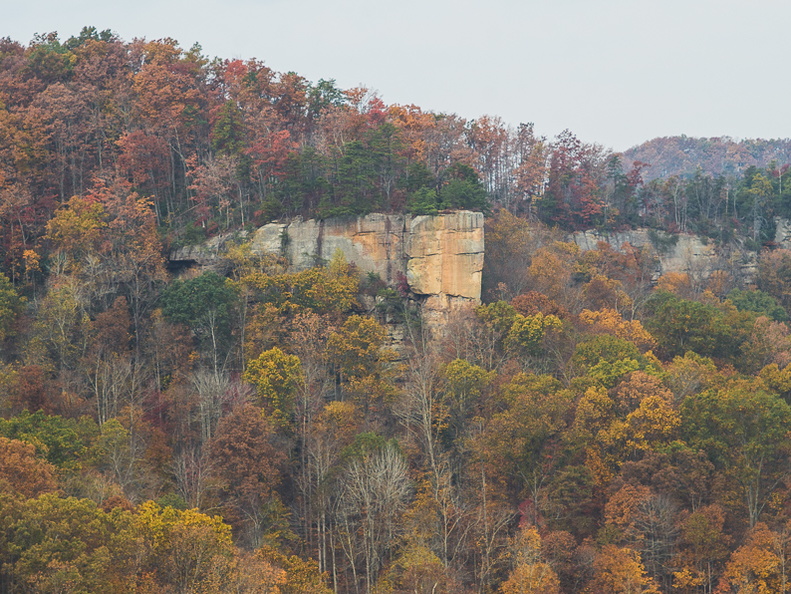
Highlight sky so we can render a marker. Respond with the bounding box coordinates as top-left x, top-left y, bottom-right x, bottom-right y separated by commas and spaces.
5, 0, 788, 152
